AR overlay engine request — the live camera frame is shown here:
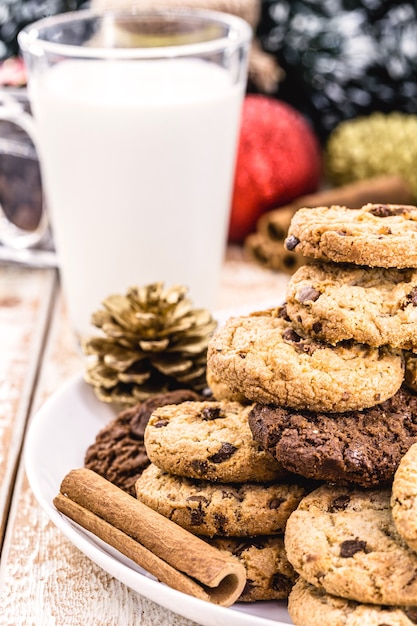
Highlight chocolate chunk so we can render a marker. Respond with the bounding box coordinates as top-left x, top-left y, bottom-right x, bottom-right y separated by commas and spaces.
404, 608, 417, 624
186, 495, 209, 504
190, 459, 208, 474
285, 235, 300, 251
153, 419, 169, 428
283, 254, 298, 270
190, 508, 206, 526
267, 222, 287, 241
282, 328, 302, 343
297, 286, 320, 303
329, 495, 351, 512
269, 498, 285, 510
296, 341, 324, 355
312, 321, 323, 333
232, 542, 249, 558
242, 579, 255, 596
201, 406, 224, 420
339, 539, 367, 558
271, 572, 293, 593
405, 287, 417, 307
369, 204, 407, 217
208, 442, 238, 463
214, 512, 228, 534
278, 304, 291, 321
